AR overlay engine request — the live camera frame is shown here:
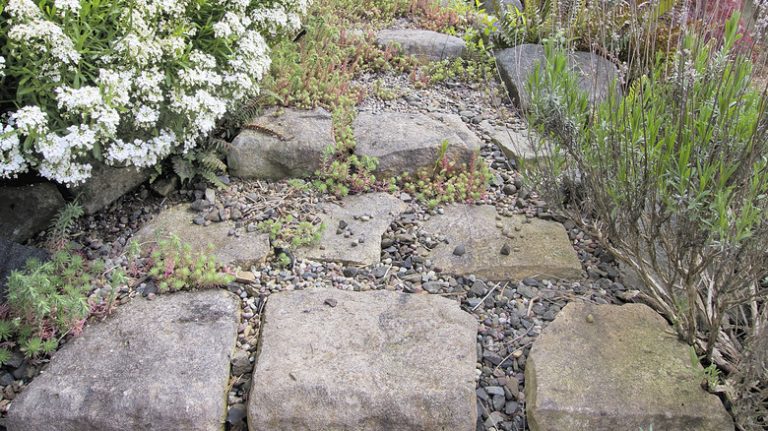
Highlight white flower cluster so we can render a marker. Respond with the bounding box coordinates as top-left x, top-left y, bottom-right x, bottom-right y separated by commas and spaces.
0, 0, 310, 185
